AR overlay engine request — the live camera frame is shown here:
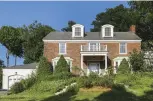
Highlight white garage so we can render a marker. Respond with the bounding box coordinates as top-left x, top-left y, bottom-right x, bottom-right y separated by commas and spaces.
2, 63, 37, 90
